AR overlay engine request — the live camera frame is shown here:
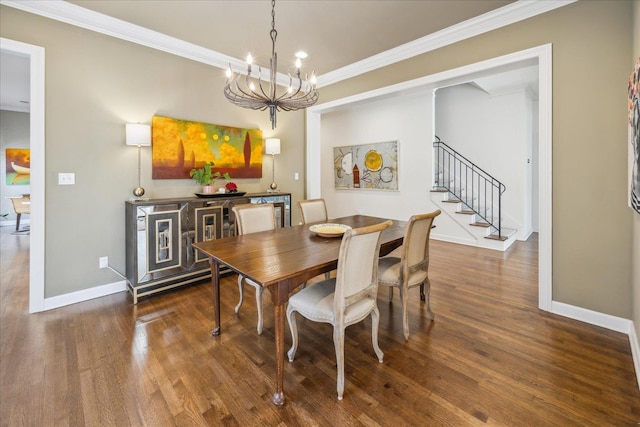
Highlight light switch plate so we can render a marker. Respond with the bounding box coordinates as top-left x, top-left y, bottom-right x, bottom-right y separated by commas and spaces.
58, 173, 75, 185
